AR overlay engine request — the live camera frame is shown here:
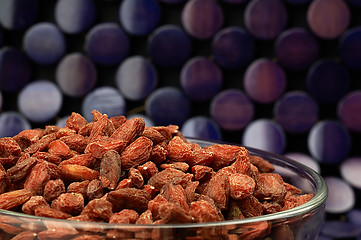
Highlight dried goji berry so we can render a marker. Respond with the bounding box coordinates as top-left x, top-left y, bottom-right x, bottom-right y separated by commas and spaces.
249, 155, 275, 173
81, 198, 113, 222
51, 193, 84, 216
24, 162, 50, 195
160, 162, 189, 172
129, 167, 144, 189
226, 199, 245, 220
188, 146, 213, 167
253, 173, 286, 203
65, 112, 88, 132
109, 115, 127, 129
149, 144, 167, 165
137, 161, 158, 181
158, 202, 194, 224
228, 173, 255, 200
87, 179, 104, 201
0, 164, 7, 194
192, 165, 213, 182
166, 136, 193, 163
148, 168, 186, 192
0, 189, 33, 210
32, 152, 62, 165
190, 200, 223, 223
161, 183, 189, 211
115, 179, 132, 190
148, 194, 168, 221
67, 180, 90, 198
47, 140, 71, 159
109, 209, 139, 224
203, 169, 231, 211
99, 150, 121, 190
59, 153, 96, 168
24, 133, 56, 155
135, 209, 153, 224
22, 195, 49, 215
0, 138, 22, 157
7, 157, 37, 183
206, 144, 242, 170
59, 134, 88, 153
44, 125, 60, 135
13, 129, 43, 150
58, 164, 99, 182
107, 188, 151, 213
43, 179, 66, 202
120, 136, 153, 170
238, 195, 263, 218
85, 138, 127, 159
9, 231, 37, 240
35, 206, 72, 219
142, 127, 166, 145
111, 117, 145, 144
88, 114, 108, 143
